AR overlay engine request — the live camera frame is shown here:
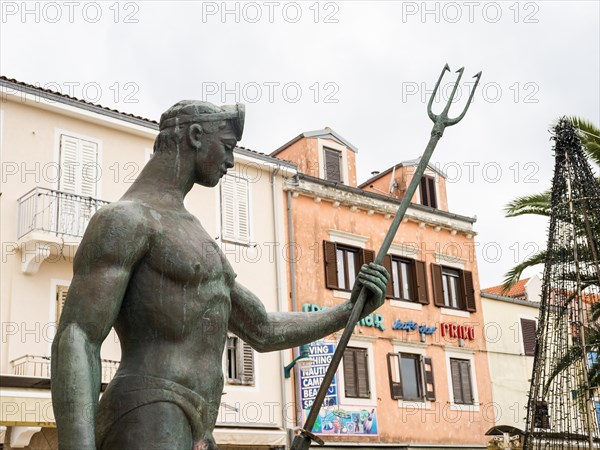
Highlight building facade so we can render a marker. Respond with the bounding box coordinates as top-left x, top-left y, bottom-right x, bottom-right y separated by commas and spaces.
0, 78, 295, 449
275, 129, 494, 448
480, 277, 541, 434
